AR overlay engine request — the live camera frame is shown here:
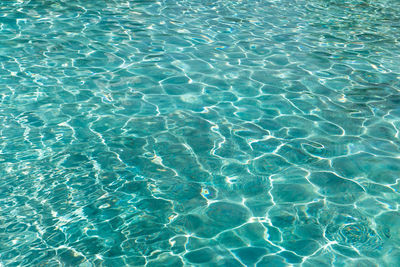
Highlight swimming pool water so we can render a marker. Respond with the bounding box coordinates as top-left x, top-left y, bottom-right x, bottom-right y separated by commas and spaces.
1, 0, 400, 266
